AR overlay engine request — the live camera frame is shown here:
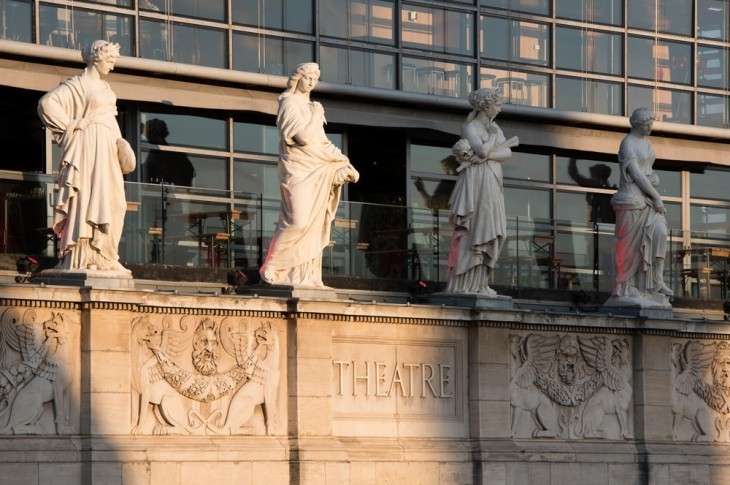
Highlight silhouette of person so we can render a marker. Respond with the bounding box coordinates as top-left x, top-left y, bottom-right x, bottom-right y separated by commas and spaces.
413, 155, 460, 210
143, 118, 196, 187
568, 158, 616, 224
